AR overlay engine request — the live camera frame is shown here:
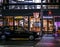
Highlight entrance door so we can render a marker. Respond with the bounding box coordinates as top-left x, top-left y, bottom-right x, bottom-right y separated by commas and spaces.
14, 18, 24, 33
43, 19, 54, 34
